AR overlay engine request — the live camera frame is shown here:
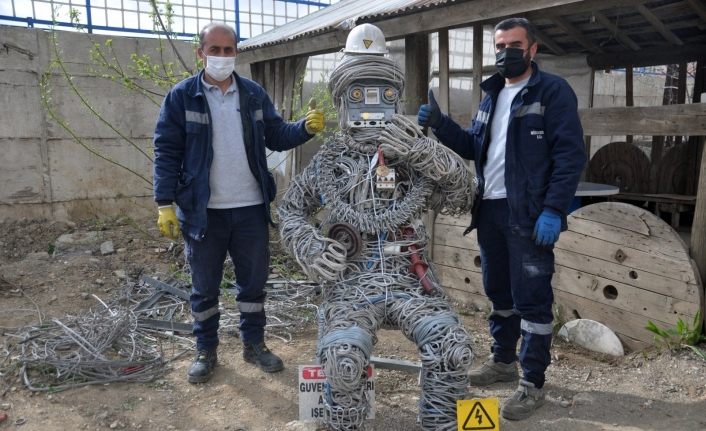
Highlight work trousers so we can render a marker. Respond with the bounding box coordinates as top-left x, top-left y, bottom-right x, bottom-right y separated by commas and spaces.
183, 205, 269, 350
476, 198, 554, 388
